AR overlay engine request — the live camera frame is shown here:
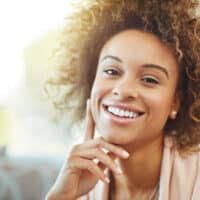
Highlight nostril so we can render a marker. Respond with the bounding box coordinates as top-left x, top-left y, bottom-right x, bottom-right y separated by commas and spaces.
112, 85, 138, 99
128, 95, 134, 100
112, 90, 118, 96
